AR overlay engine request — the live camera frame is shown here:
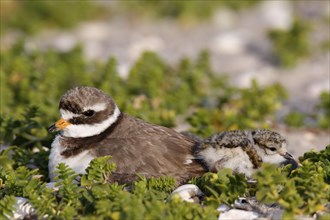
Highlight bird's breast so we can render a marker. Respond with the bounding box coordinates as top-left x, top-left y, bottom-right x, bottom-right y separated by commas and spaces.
48, 135, 95, 181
